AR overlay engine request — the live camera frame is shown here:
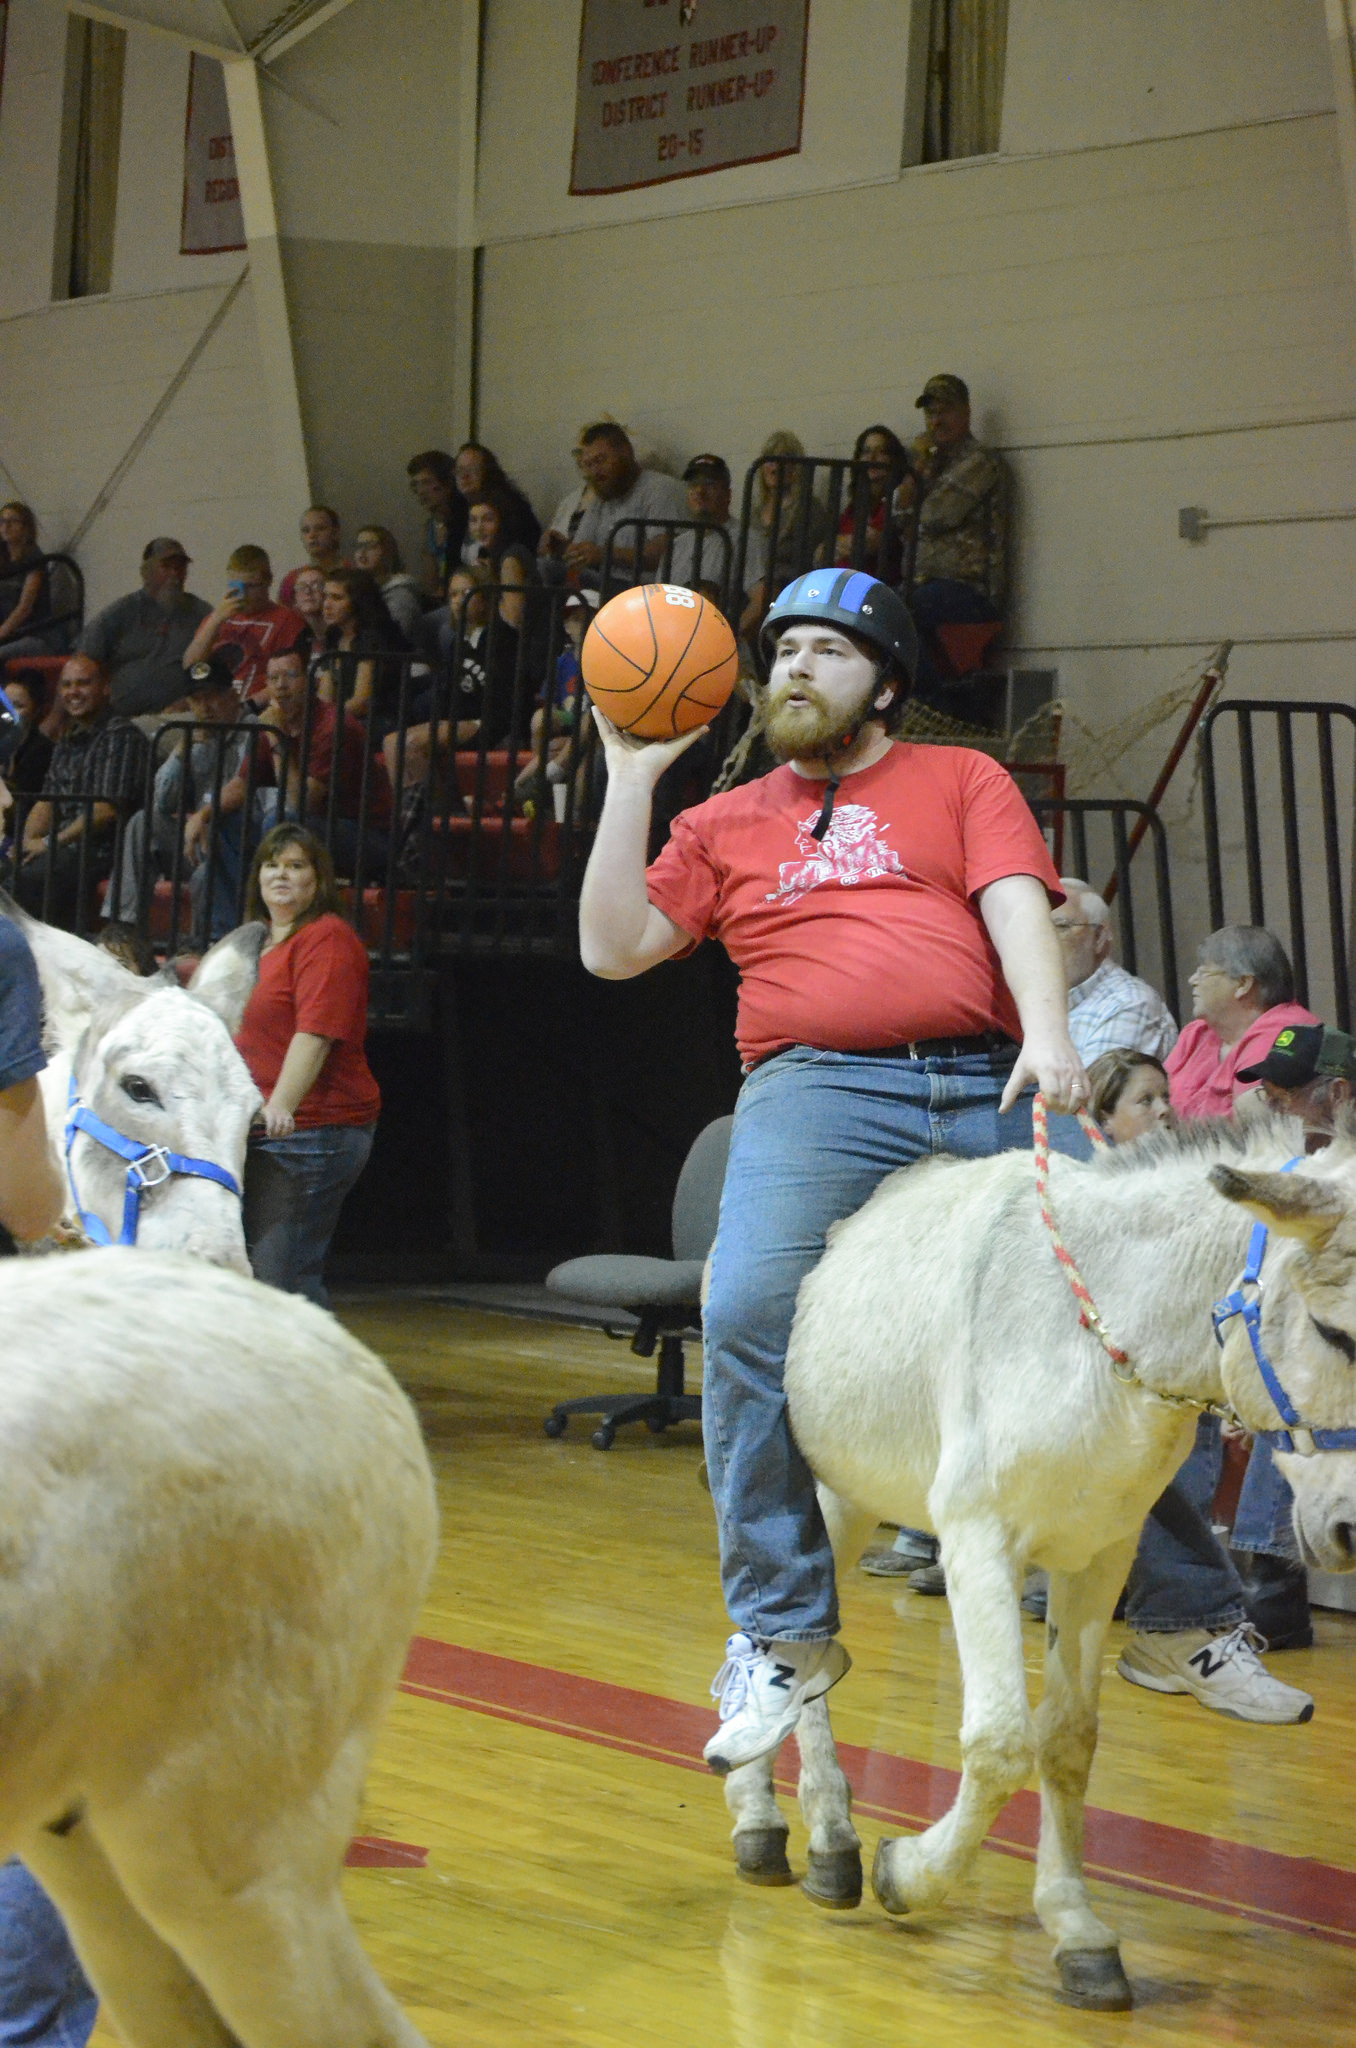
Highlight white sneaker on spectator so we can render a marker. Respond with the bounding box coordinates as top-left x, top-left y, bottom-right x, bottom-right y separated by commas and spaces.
1117, 1624, 1313, 1724
703, 1631, 850, 1774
